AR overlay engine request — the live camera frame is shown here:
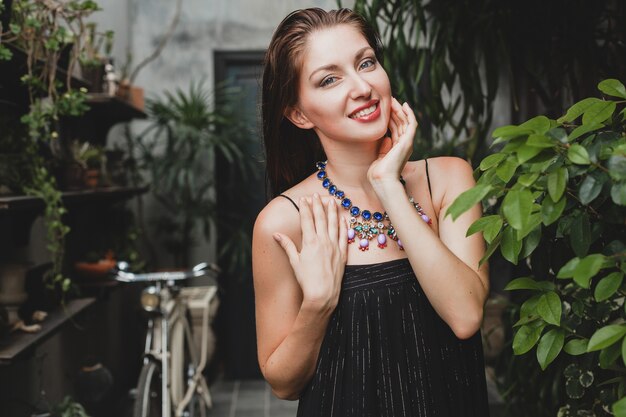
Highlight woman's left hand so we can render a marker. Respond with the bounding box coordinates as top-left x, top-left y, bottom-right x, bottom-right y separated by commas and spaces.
367, 97, 417, 187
